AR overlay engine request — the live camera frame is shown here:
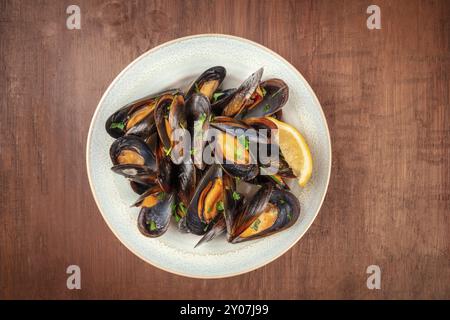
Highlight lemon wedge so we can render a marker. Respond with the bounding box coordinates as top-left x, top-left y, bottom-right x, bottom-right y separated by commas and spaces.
268, 117, 313, 187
